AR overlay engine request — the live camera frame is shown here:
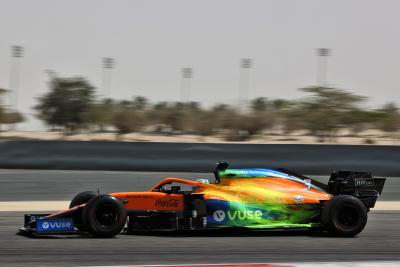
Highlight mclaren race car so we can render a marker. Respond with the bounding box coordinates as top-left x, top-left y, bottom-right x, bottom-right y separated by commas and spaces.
19, 162, 385, 237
